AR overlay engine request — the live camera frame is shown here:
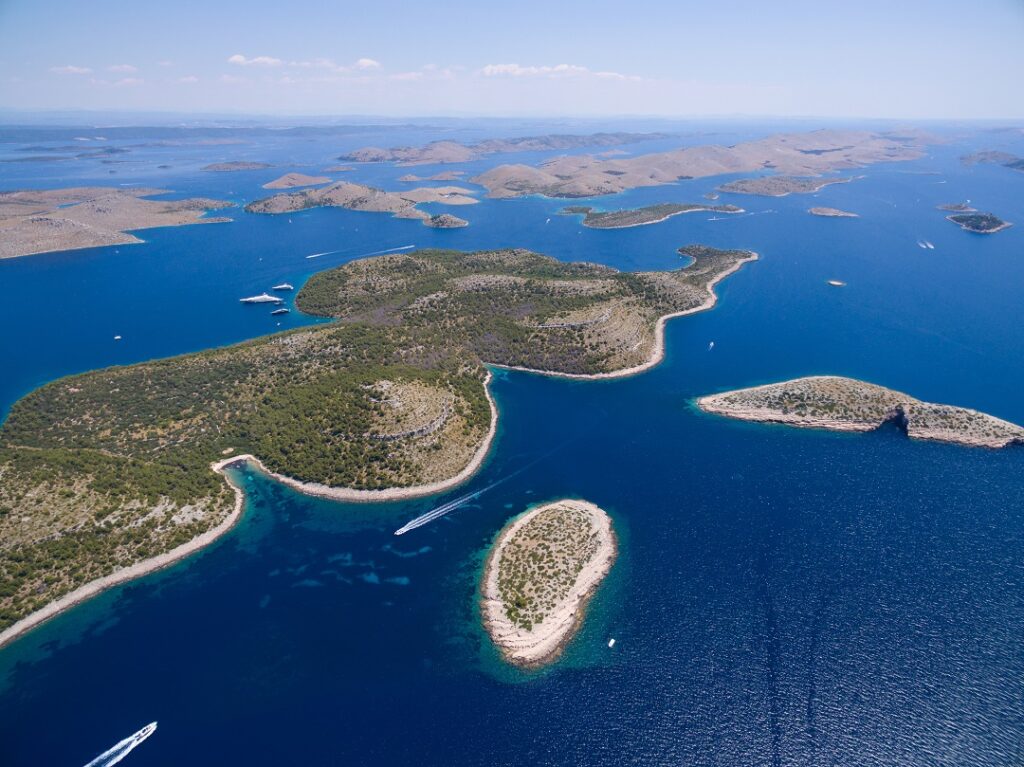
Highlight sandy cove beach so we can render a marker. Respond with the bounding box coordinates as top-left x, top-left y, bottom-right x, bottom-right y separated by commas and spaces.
494, 250, 757, 381
0, 461, 247, 651
481, 499, 617, 668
